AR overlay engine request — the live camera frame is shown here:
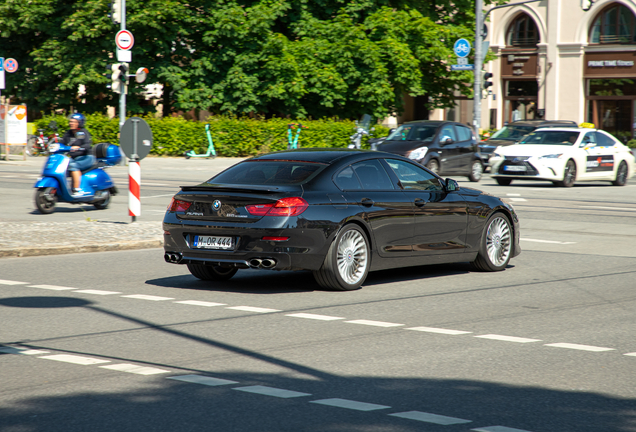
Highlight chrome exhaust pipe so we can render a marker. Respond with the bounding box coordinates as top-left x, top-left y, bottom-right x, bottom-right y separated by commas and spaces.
260, 258, 276, 268
164, 253, 183, 264
249, 258, 262, 268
